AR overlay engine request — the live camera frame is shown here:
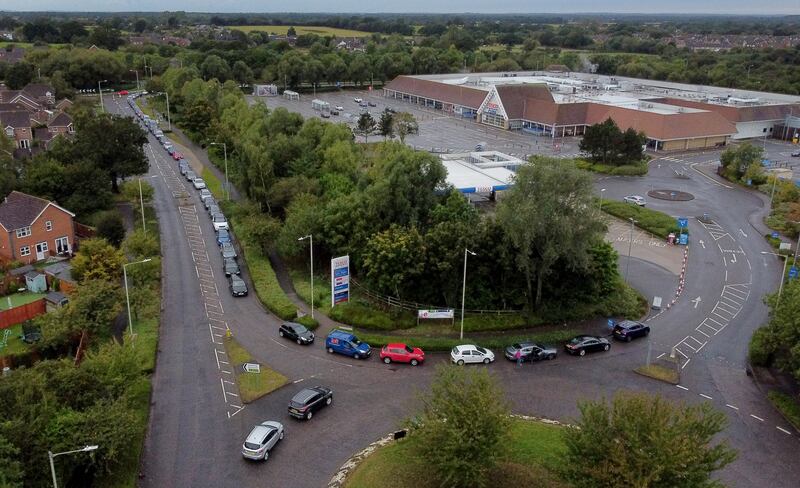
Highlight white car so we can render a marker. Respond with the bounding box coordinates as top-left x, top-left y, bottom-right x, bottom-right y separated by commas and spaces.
335, 105, 344, 111
212, 213, 229, 232
623, 195, 646, 206
241, 421, 284, 461
199, 189, 213, 201
192, 178, 207, 190
353, 97, 363, 103
450, 345, 495, 365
